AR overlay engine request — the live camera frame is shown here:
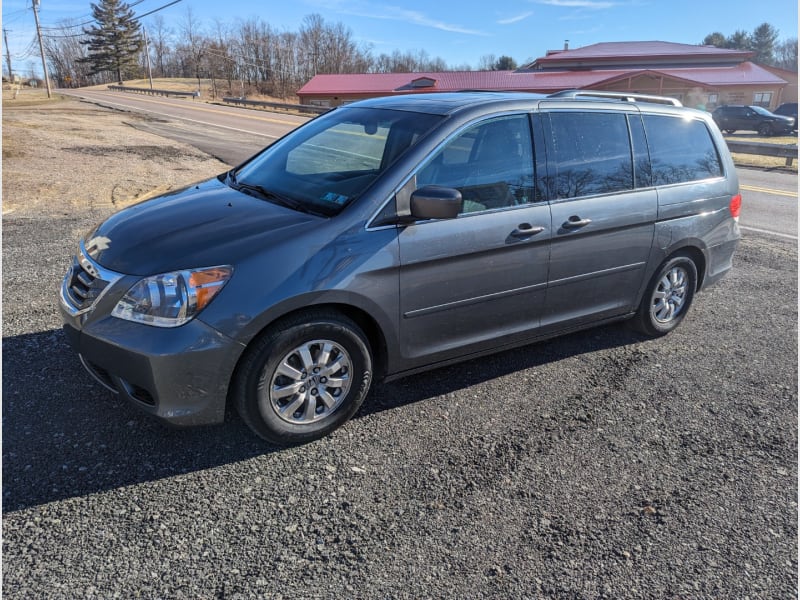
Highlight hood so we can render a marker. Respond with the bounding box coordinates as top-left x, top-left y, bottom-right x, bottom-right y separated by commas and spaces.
85, 177, 319, 275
